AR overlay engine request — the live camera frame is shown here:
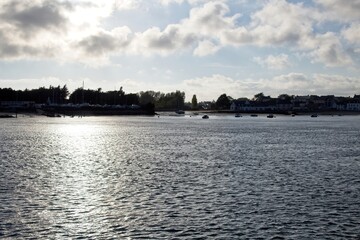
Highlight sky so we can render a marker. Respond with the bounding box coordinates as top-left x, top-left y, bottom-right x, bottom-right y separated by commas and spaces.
0, 0, 359, 101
